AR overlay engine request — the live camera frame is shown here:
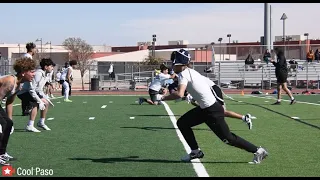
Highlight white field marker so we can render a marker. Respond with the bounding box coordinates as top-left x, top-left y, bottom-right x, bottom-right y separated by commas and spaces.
56, 101, 61, 104
264, 101, 269, 102
47, 118, 54, 121
129, 117, 135, 120
101, 105, 107, 109
83, 101, 87, 104
89, 117, 95, 120
291, 117, 300, 119
109, 101, 113, 103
